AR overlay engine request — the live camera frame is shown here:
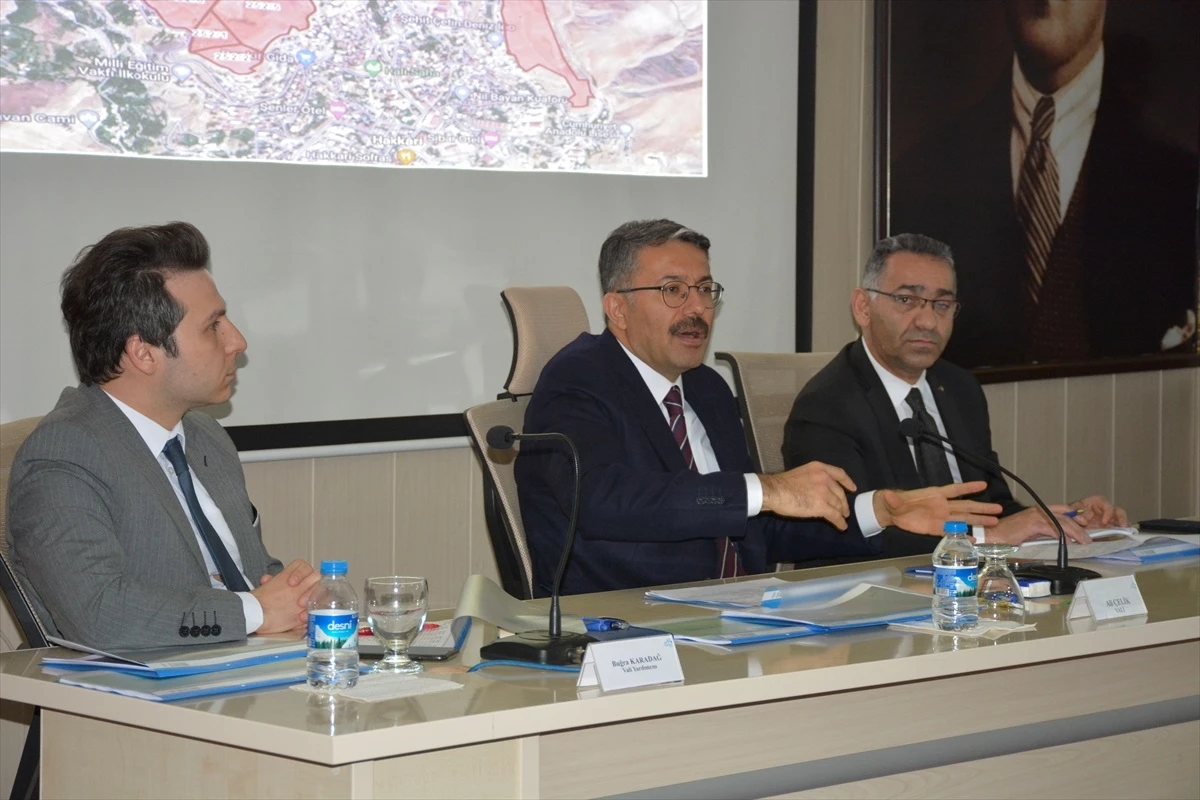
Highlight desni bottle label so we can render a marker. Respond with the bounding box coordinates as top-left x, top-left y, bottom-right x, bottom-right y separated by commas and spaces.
307, 609, 359, 649
934, 565, 978, 598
